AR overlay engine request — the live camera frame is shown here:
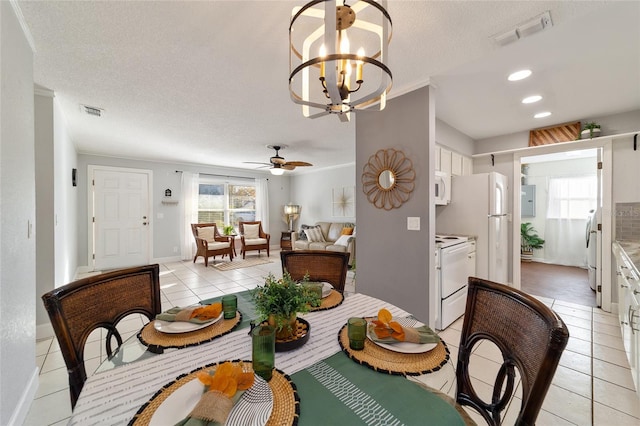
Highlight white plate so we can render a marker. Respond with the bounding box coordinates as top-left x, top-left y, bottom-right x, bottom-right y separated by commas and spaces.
149, 373, 273, 426
321, 282, 334, 298
366, 317, 438, 354
153, 311, 223, 334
